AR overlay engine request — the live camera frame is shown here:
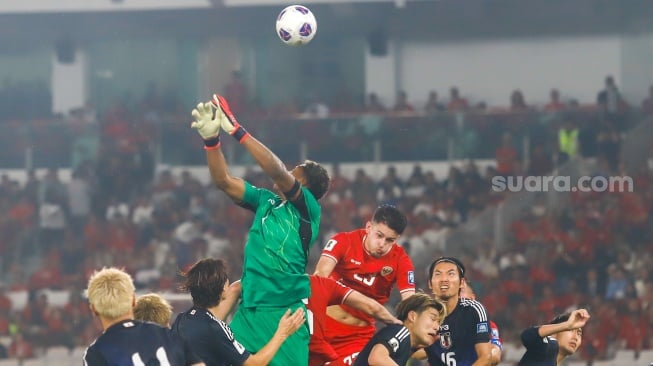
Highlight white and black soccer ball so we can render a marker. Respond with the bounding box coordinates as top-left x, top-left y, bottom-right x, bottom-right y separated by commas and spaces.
275, 5, 317, 46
